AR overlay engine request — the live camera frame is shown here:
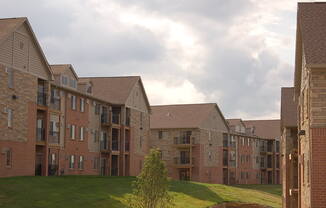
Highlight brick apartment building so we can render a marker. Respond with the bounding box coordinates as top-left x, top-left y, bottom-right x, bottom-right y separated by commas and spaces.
150, 103, 281, 185
226, 119, 281, 185
0, 17, 150, 177
150, 103, 229, 184
281, 87, 298, 208
281, 2, 326, 208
